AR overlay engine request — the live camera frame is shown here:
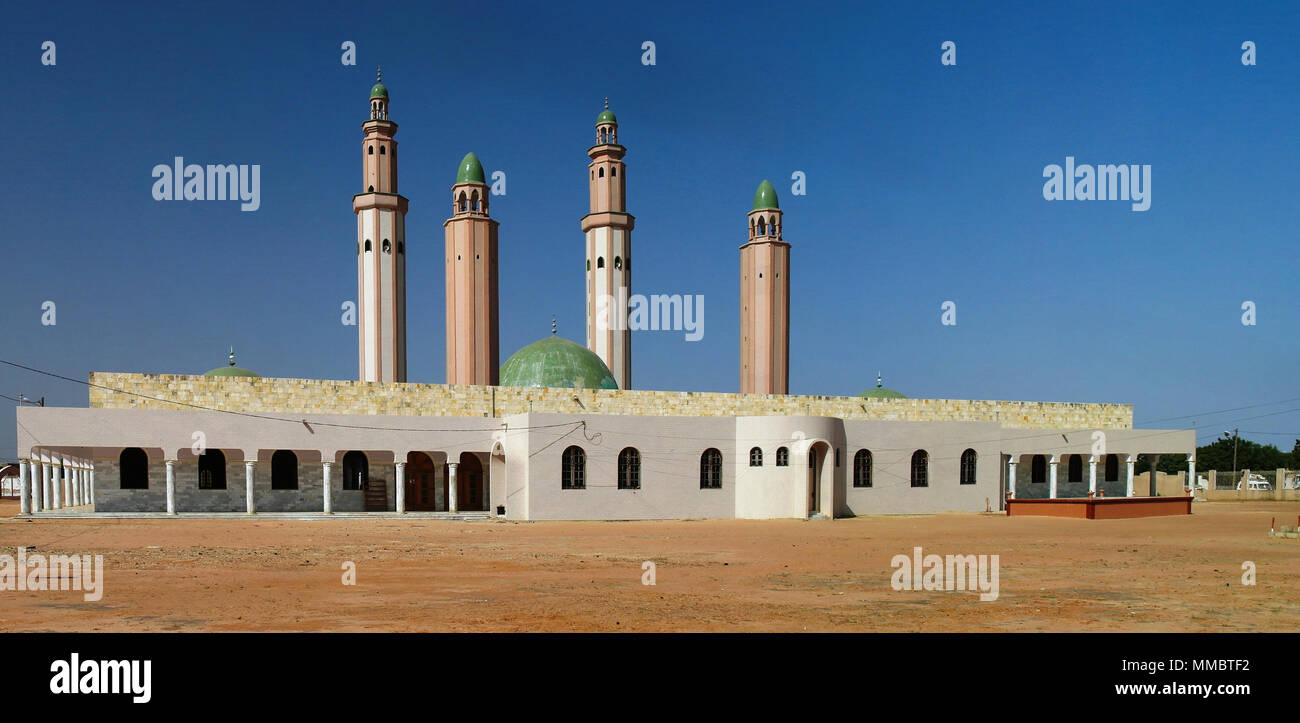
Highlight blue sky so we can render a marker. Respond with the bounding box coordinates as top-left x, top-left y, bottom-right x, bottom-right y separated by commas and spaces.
2, 0, 1298, 459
